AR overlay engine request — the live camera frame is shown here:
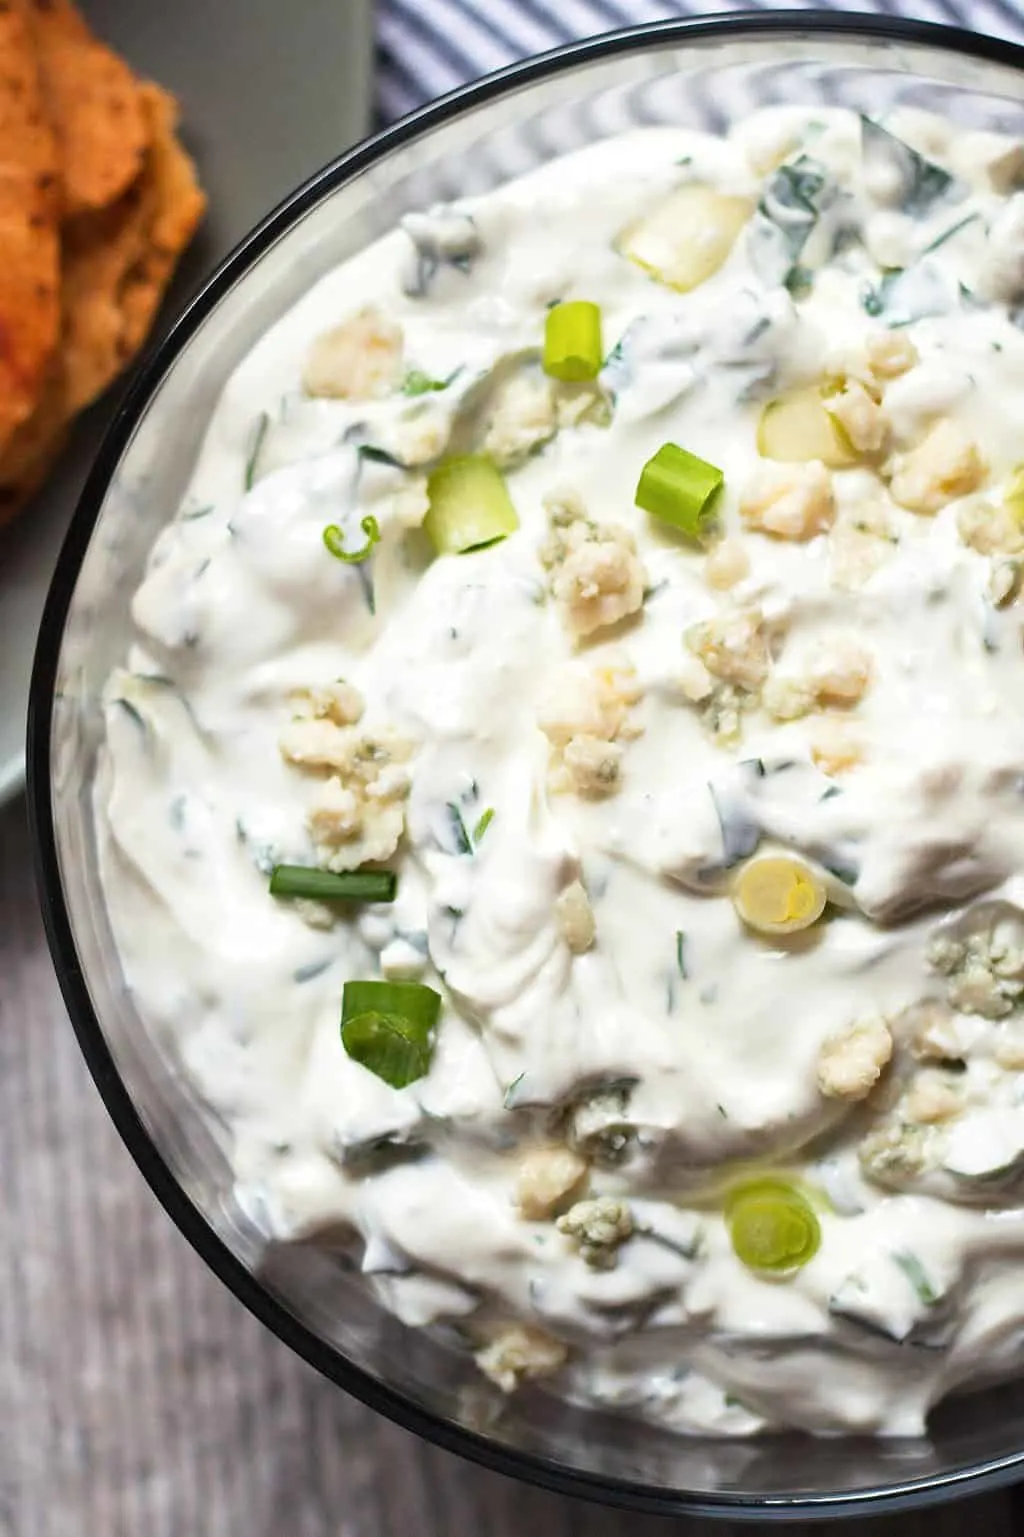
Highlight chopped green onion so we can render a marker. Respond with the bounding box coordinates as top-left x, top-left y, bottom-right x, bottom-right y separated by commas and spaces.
341, 980, 442, 1088
635, 442, 723, 541
402, 368, 454, 396
323, 515, 381, 564
543, 301, 603, 382
675, 930, 688, 980
725, 1178, 821, 1275
472, 807, 495, 843
424, 455, 519, 554
270, 865, 397, 902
